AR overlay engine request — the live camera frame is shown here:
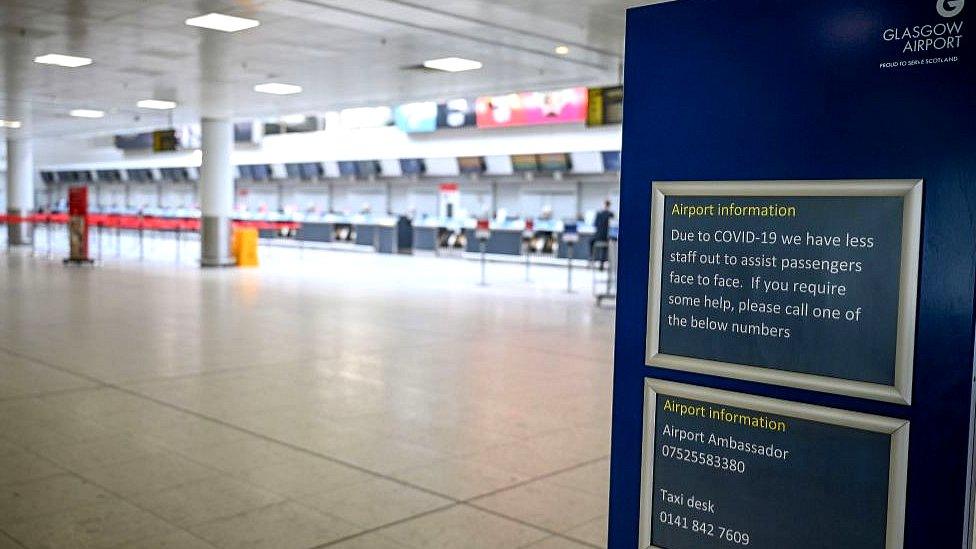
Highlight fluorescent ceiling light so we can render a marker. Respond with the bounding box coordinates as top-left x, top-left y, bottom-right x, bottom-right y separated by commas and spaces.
422, 57, 482, 73
254, 82, 302, 95
280, 114, 307, 124
0, 120, 22, 129
185, 13, 260, 33
554, 45, 570, 55
137, 99, 177, 110
69, 109, 105, 119
33, 53, 92, 68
